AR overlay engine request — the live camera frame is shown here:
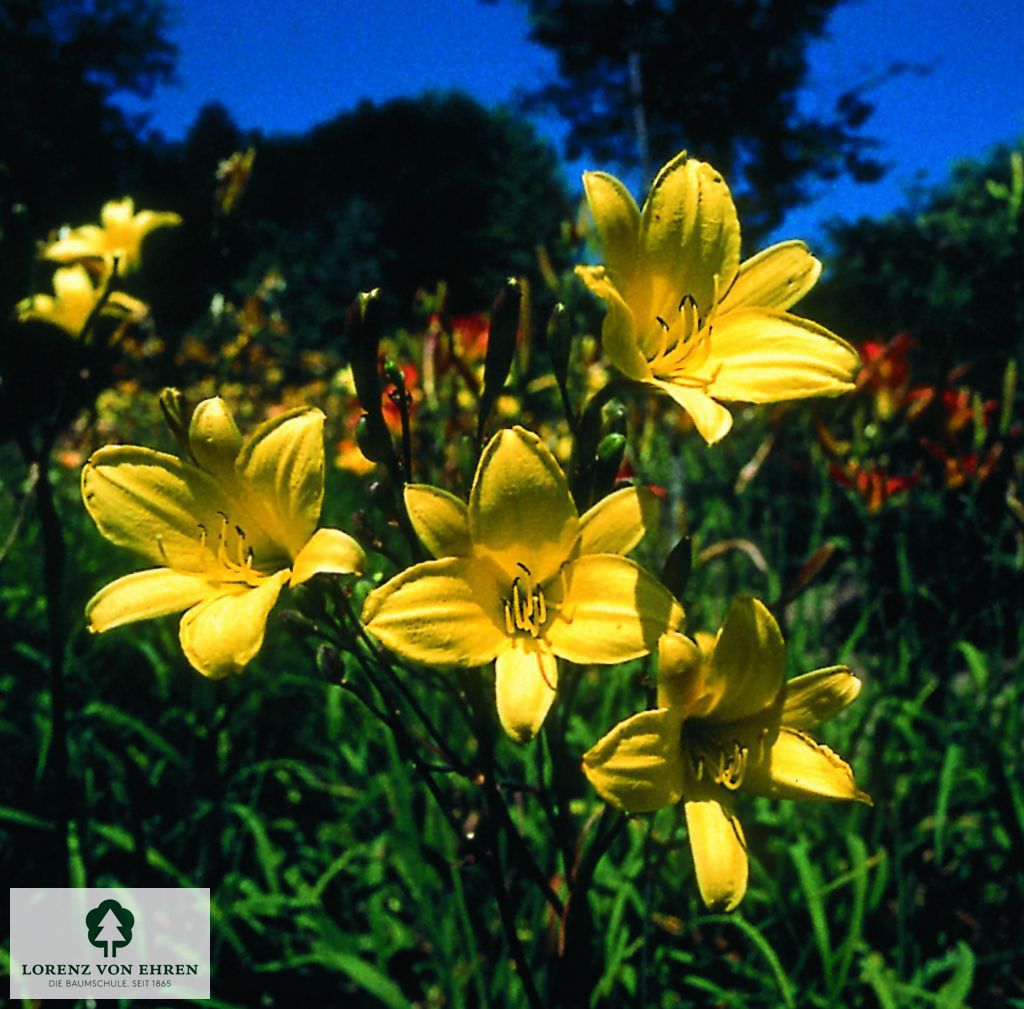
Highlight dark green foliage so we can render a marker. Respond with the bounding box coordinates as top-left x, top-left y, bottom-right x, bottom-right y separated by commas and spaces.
111, 93, 571, 354
243, 92, 570, 329
0, 0, 176, 235
3, 395, 1022, 1005
810, 140, 1024, 394
0, 0, 177, 439
2, 7, 1023, 1007
505, 0, 885, 240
